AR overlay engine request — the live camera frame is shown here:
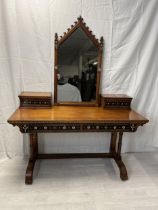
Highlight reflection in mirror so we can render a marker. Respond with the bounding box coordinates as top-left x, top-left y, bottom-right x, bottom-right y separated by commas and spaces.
57, 28, 98, 102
